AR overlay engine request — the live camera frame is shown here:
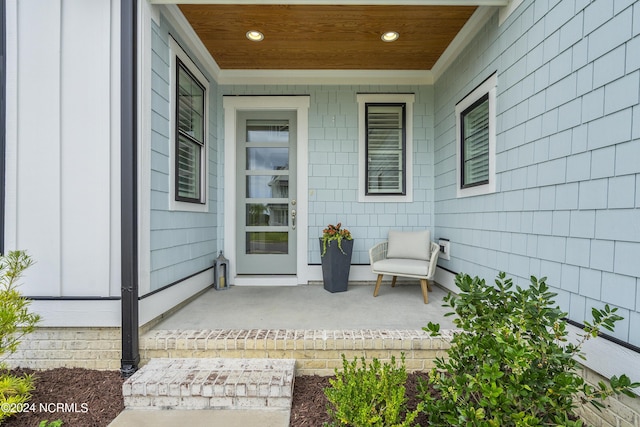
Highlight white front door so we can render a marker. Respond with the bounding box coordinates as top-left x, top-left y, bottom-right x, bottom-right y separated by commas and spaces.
235, 111, 297, 274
